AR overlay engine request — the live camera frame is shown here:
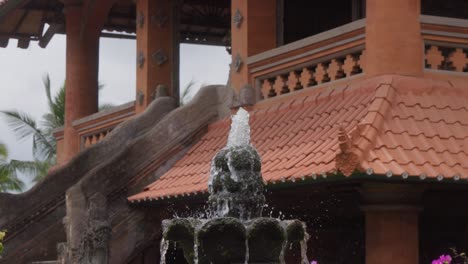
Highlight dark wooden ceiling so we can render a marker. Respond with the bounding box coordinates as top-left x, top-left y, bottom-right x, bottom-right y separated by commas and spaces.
0, 0, 231, 48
